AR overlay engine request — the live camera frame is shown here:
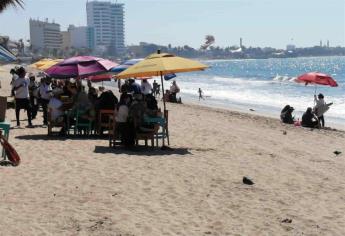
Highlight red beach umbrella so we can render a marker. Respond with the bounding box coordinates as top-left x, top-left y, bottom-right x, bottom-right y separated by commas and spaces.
88, 74, 114, 83
296, 72, 338, 87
